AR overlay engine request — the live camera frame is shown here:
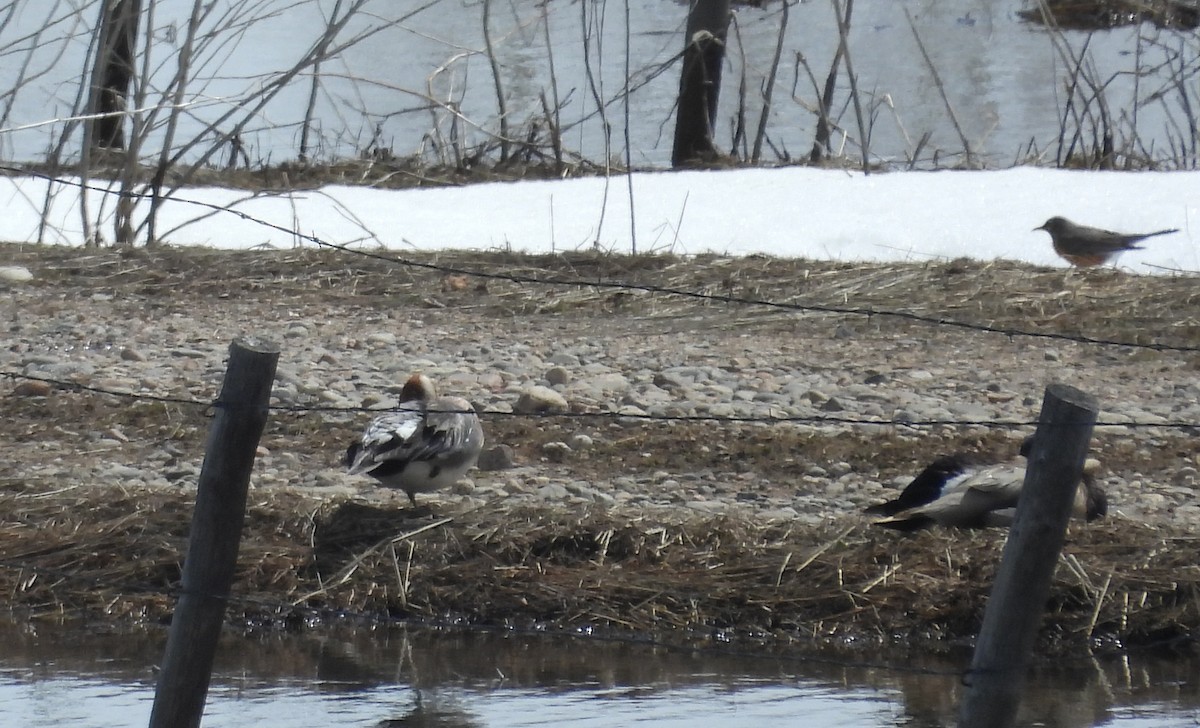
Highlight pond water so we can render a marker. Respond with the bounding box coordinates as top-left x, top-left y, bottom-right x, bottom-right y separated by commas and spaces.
3, 620, 1200, 727
0, 0, 1194, 170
